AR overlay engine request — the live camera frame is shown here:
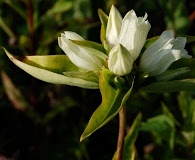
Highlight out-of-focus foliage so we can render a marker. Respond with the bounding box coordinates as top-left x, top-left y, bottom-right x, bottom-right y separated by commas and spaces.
0, 0, 194, 159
